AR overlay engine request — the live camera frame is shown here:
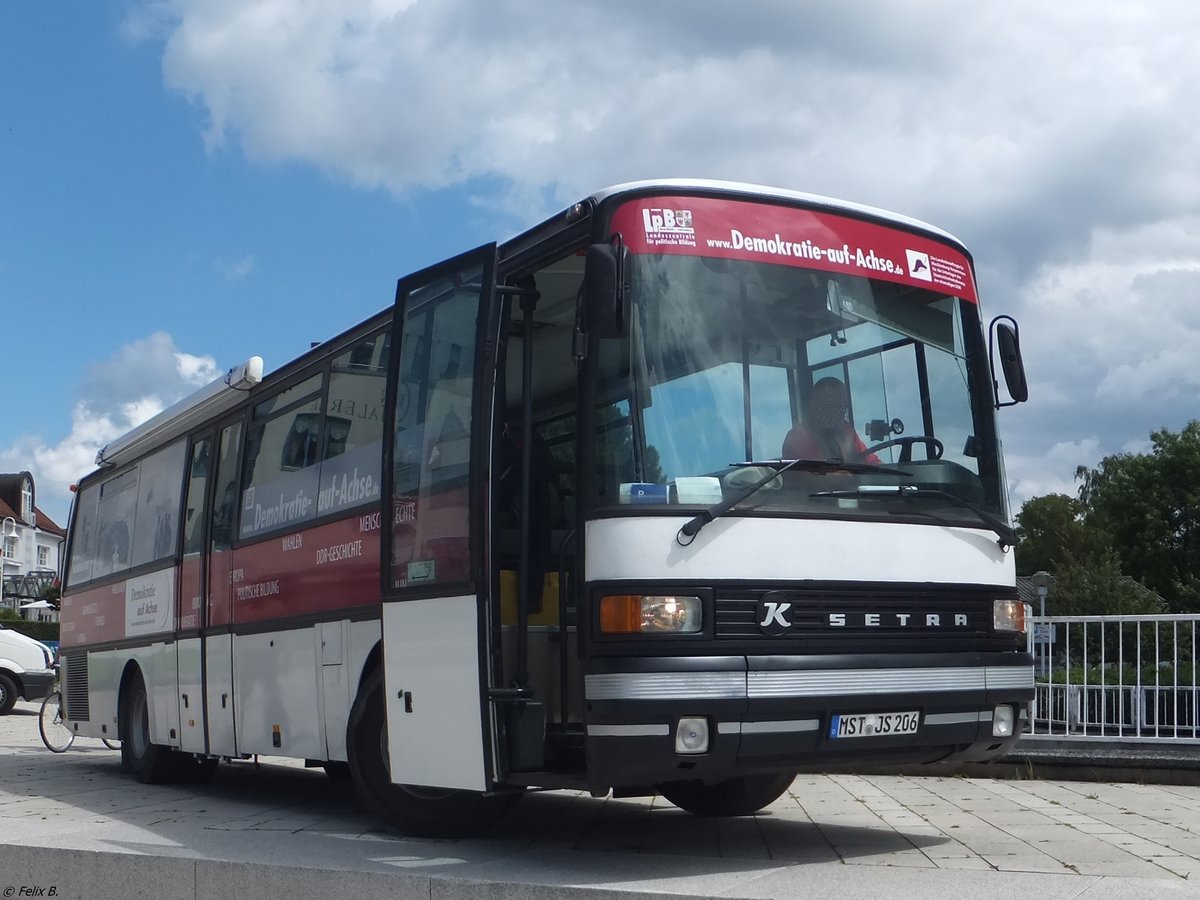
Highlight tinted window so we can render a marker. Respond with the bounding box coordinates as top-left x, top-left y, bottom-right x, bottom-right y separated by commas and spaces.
213, 422, 243, 550
318, 330, 388, 517
241, 394, 322, 539
391, 265, 482, 589
182, 438, 212, 556
93, 468, 138, 579
130, 439, 187, 567
66, 483, 101, 587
